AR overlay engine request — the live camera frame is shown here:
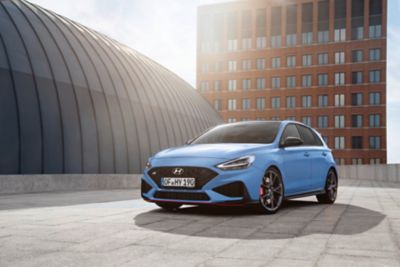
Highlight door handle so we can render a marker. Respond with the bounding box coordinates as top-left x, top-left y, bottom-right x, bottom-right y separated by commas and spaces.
304, 152, 310, 157
322, 152, 327, 157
